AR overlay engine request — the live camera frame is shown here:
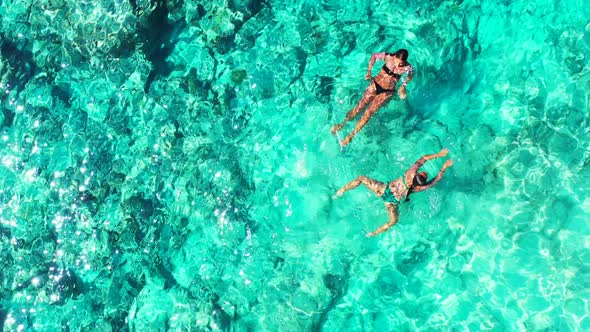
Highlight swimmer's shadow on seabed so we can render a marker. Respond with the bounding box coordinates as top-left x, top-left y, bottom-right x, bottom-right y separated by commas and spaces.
352, 98, 416, 142
393, 99, 435, 138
